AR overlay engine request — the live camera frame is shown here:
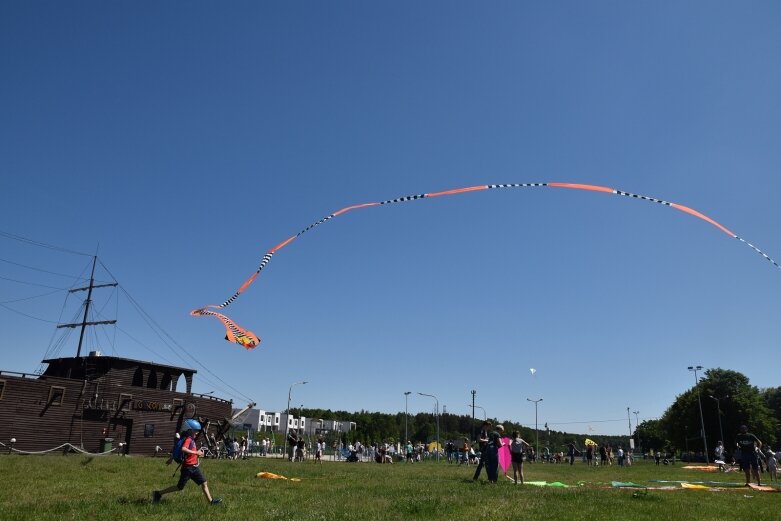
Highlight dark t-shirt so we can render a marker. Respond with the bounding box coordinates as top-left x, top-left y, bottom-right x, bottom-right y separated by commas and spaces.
736, 432, 760, 452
